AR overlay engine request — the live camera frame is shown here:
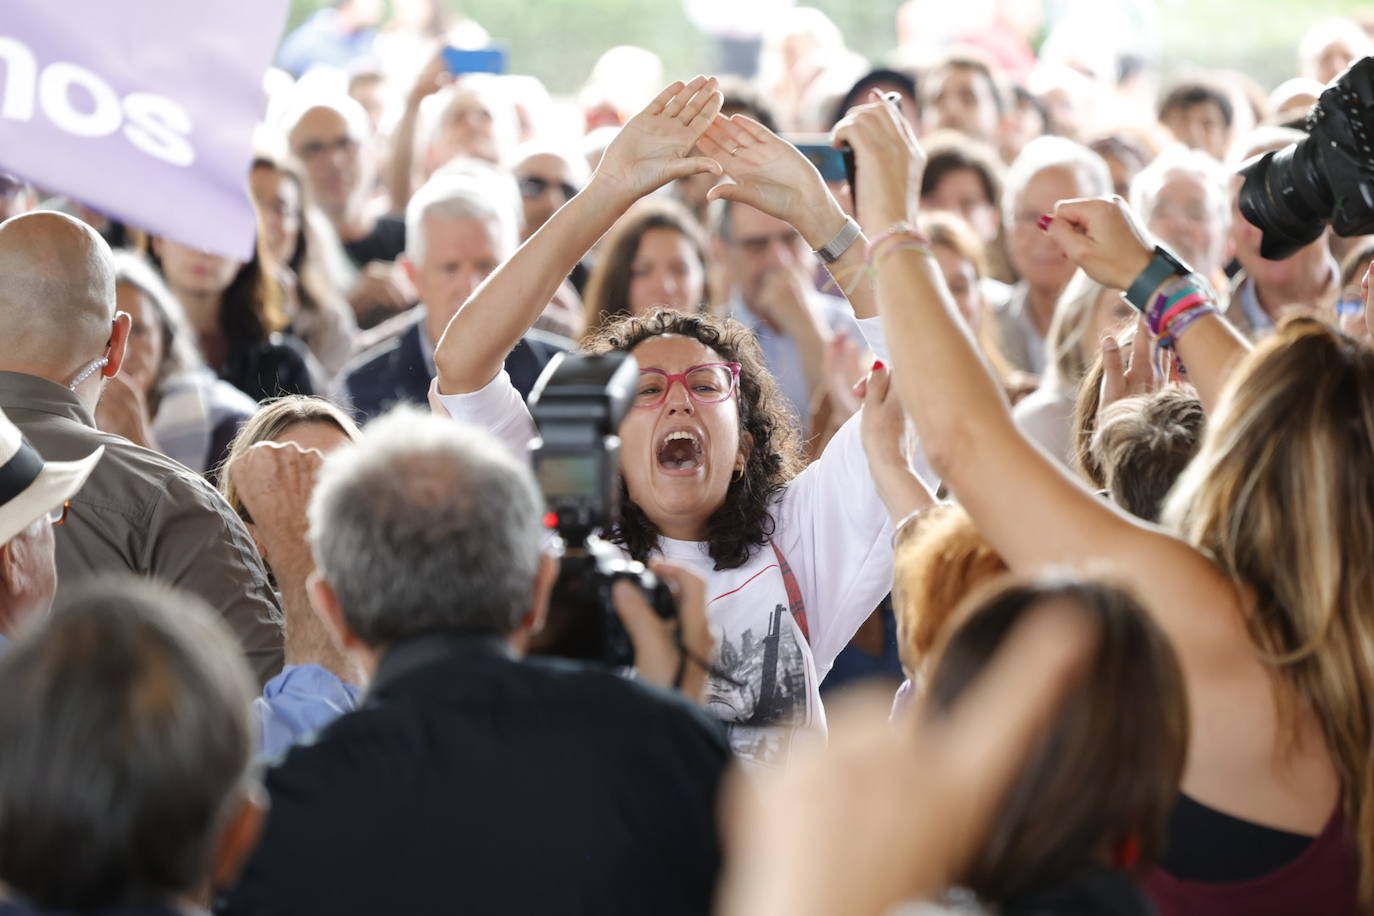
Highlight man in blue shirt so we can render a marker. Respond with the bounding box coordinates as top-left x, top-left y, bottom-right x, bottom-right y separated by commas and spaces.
276, 0, 382, 77
711, 197, 860, 434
